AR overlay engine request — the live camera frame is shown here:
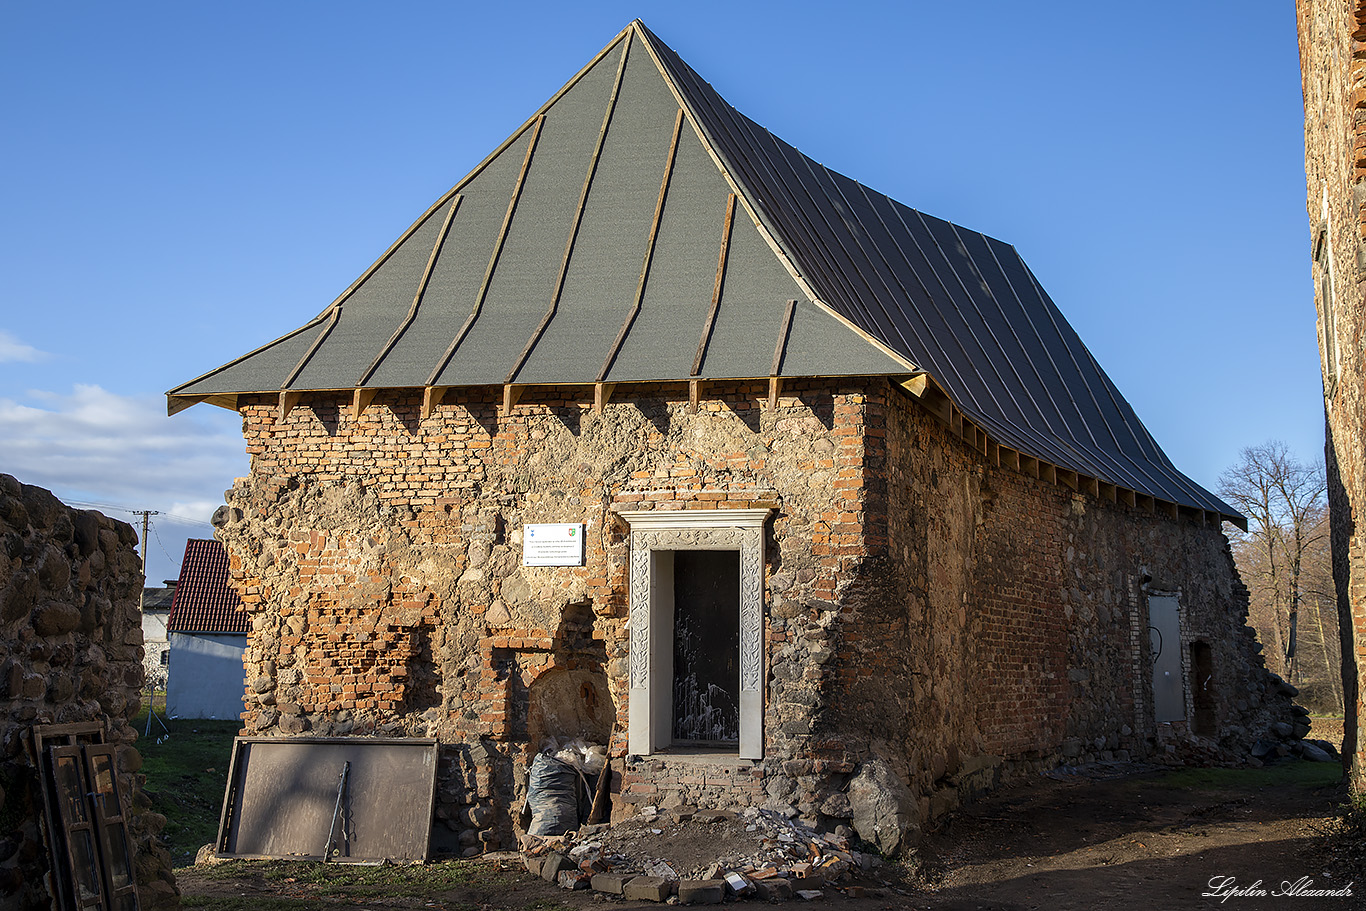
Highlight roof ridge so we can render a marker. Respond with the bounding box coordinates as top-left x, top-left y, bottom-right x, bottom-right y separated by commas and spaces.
628, 20, 919, 377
